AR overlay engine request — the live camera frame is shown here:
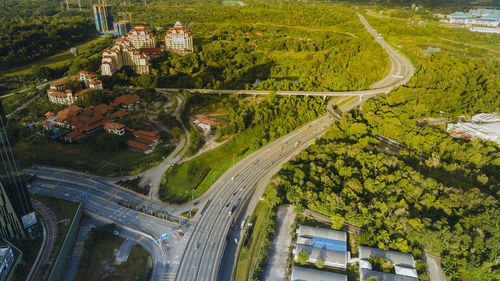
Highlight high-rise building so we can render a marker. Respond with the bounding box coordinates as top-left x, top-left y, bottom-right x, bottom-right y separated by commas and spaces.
93, 4, 114, 32
114, 21, 131, 36
165, 22, 193, 55
101, 26, 161, 76
0, 101, 36, 241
